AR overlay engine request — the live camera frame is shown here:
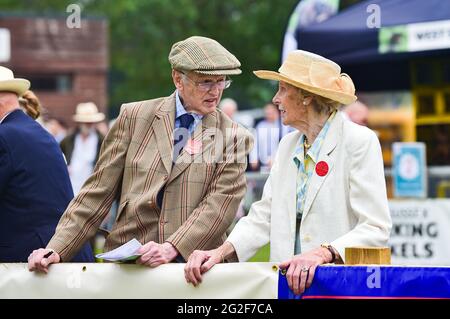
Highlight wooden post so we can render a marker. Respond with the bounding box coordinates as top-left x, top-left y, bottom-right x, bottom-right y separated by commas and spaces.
345, 247, 391, 265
